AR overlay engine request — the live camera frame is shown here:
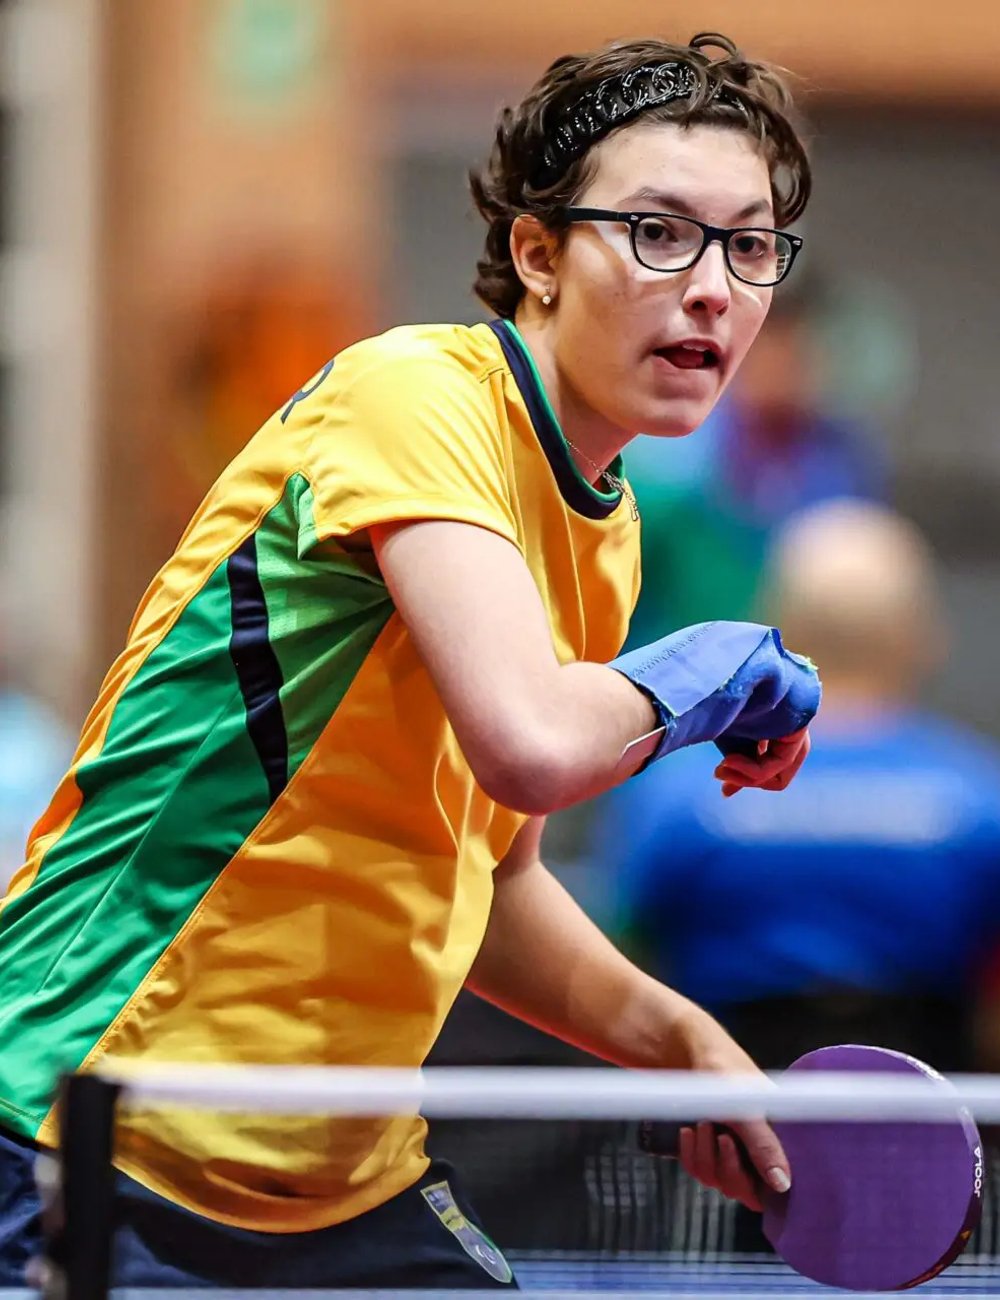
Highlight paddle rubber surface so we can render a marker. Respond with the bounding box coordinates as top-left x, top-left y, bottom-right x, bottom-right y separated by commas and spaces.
762, 1046, 983, 1291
